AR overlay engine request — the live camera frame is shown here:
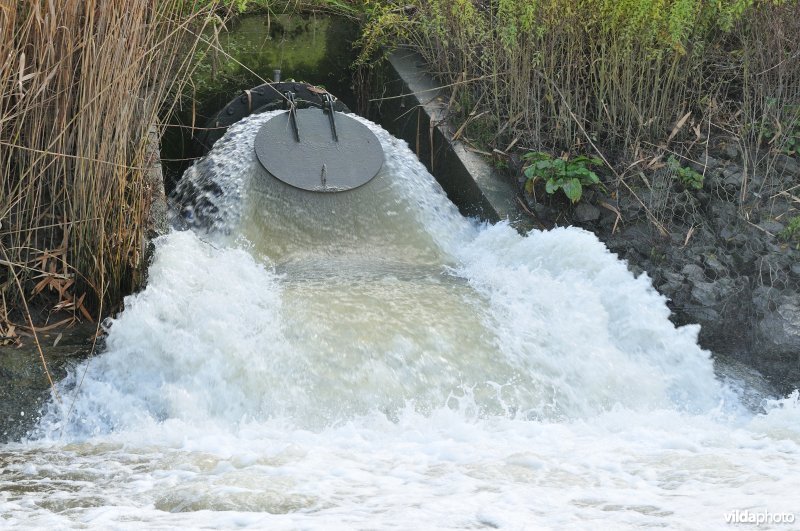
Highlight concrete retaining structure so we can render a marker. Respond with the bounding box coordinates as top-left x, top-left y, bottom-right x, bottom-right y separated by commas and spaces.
374, 50, 530, 231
